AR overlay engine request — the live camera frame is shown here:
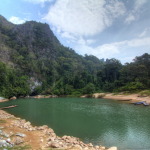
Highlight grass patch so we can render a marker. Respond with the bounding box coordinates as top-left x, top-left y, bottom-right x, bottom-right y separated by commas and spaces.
139, 90, 150, 97
113, 90, 150, 96
0, 119, 6, 124
0, 145, 31, 150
